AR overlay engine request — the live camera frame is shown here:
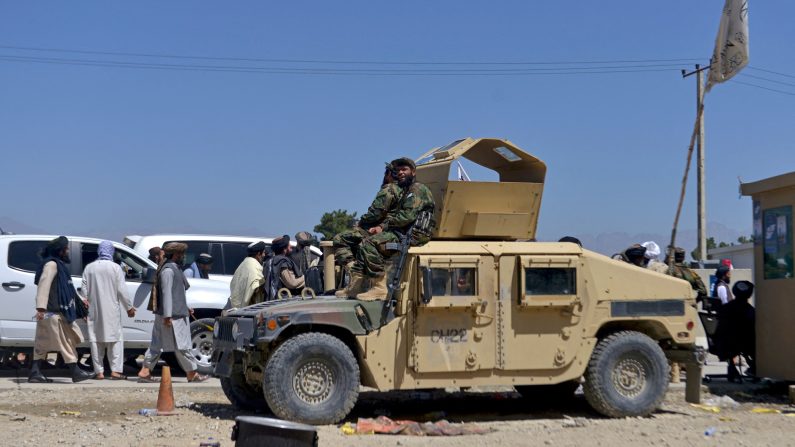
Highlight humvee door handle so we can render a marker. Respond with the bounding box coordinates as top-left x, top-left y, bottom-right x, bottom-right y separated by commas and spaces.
2, 281, 25, 290
470, 301, 494, 321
